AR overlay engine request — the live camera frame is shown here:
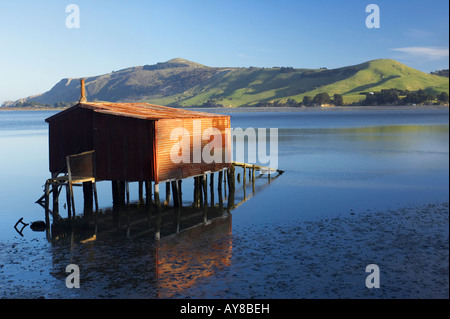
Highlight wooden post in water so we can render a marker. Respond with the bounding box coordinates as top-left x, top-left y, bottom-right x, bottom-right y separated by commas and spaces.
51, 173, 59, 216
93, 182, 98, 213
223, 169, 227, 199
202, 174, 208, 224
44, 181, 50, 226
227, 165, 235, 208
252, 165, 256, 195
171, 180, 179, 207
83, 181, 93, 214
125, 181, 130, 206
210, 172, 214, 207
165, 182, 171, 206
193, 177, 198, 207
154, 183, 161, 240
218, 171, 223, 209
112, 181, 119, 206
69, 181, 76, 216
112, 181, 126, 207
203, 174, 208, 207
145, 181, 152, 207
138, 181, 144, 204
199, 176, 204, 208
65, 184, 71, 218
243, 164, 246, 199
178, 180, 182, 207
145, 181, 152, 230
154, 183, 161, 207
